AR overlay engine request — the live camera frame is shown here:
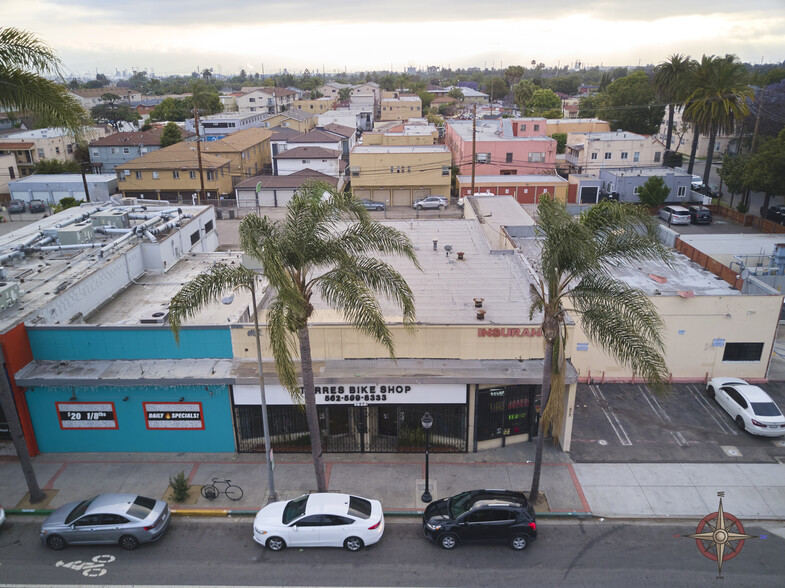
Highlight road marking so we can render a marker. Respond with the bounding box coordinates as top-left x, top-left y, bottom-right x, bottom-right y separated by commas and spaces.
589, 385, 632, 446
688, 384, 738, 435
638, 385, 688, 446
56, 554, 115, 578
